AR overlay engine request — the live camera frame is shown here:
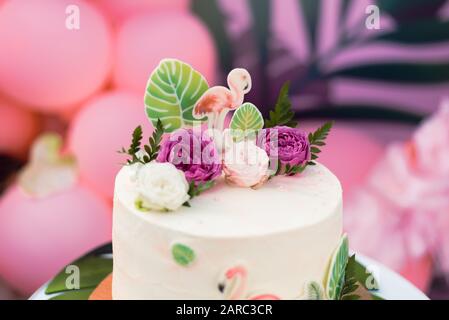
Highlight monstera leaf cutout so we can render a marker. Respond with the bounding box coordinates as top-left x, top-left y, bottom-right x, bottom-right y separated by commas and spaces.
145, 59, 209, 133
230, 103, 264, 140
325, 234, 349, 300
